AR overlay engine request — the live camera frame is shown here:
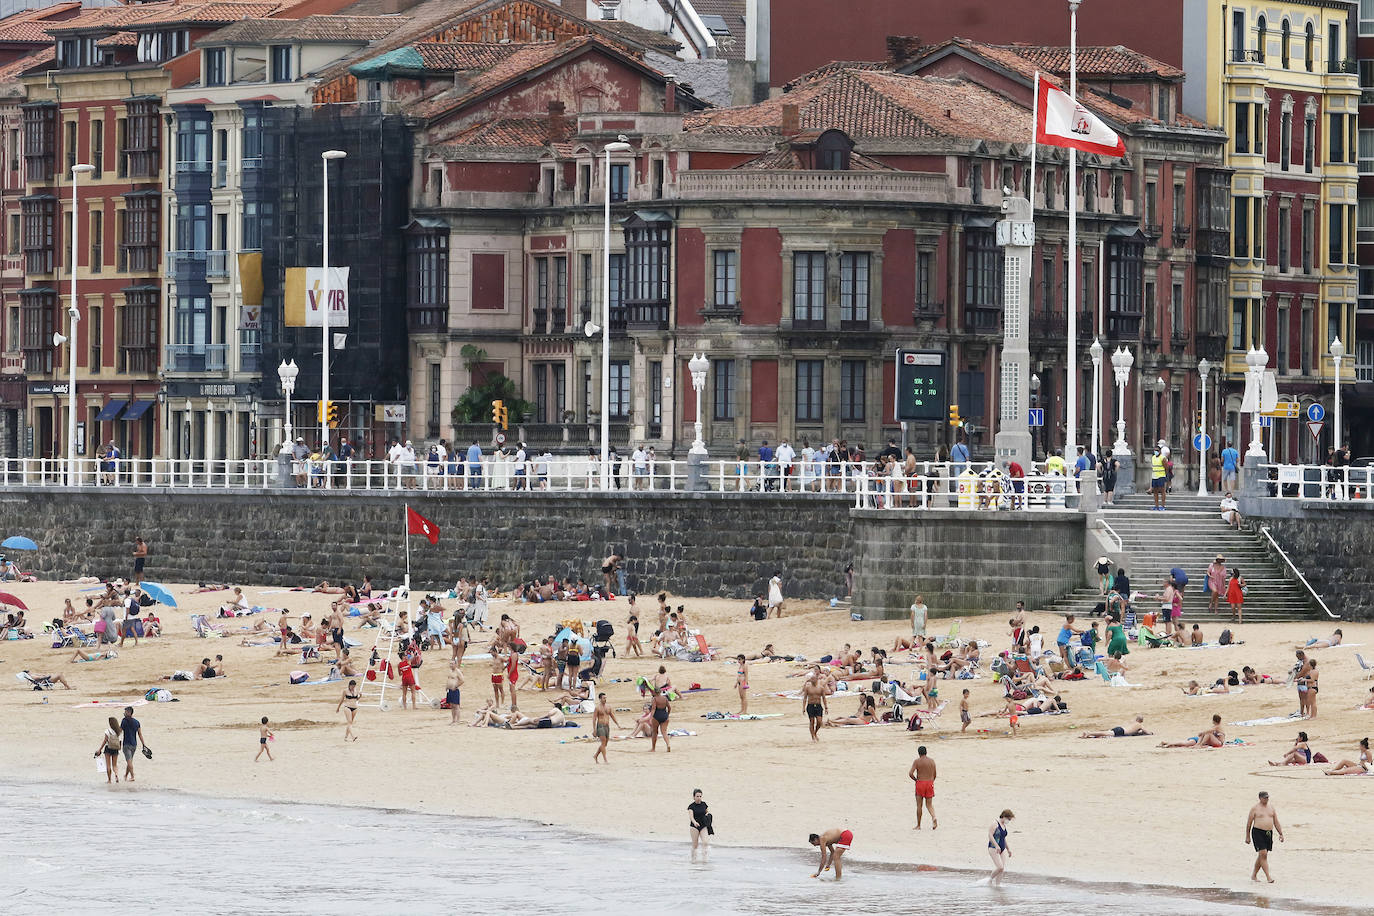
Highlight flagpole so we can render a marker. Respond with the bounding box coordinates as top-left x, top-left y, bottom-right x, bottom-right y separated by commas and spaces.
403, 503, 412, 591
1065, 0, 1080, 461
1029, 70, 1039, 222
